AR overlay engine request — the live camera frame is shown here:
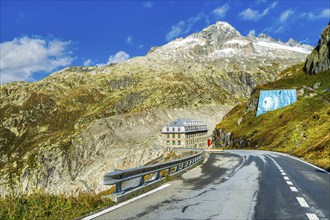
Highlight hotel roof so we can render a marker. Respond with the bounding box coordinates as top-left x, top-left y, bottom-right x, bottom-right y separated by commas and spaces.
162, 118, 208, 133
